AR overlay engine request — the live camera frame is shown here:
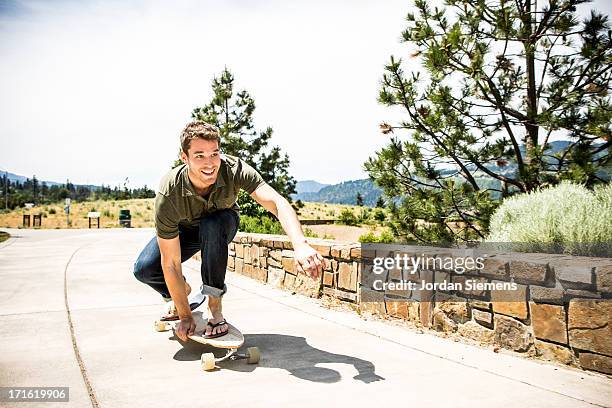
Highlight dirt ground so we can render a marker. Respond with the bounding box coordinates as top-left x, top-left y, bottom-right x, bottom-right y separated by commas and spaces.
305, 224, 384, 242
